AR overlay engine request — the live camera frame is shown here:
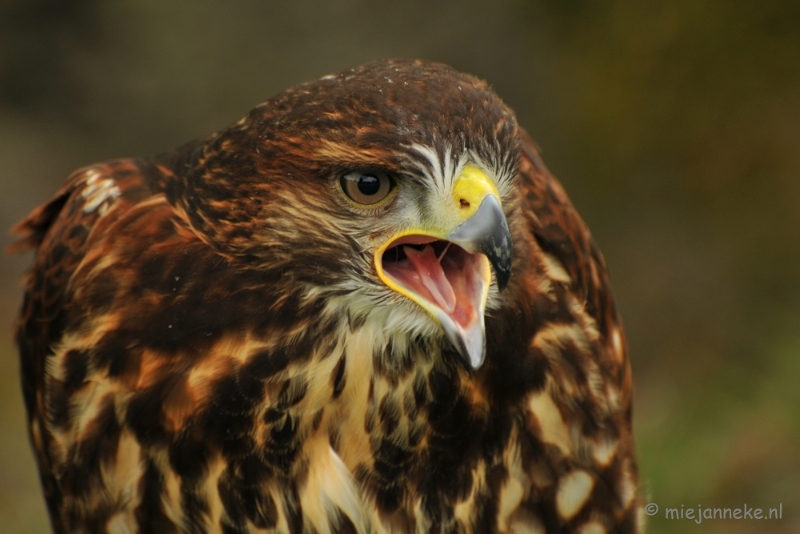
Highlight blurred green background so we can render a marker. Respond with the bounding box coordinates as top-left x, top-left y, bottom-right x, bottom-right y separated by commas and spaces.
1, 1, 798, 533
